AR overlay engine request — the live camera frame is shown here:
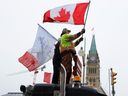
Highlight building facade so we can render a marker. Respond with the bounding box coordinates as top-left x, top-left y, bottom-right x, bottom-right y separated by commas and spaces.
86, 35, 100, 88
86, 35, 106, 95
